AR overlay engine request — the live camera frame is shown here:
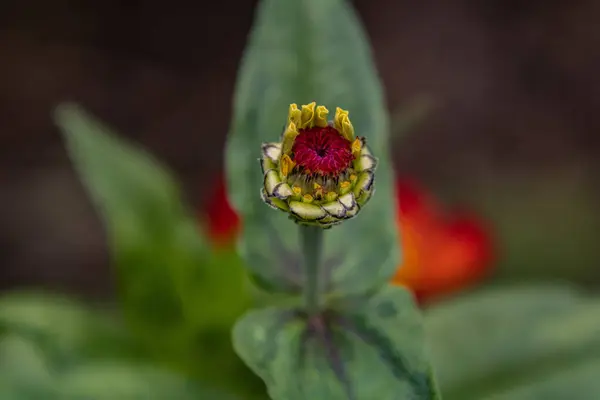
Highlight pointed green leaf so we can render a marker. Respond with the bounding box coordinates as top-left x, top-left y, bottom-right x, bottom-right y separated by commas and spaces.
55, 103, 244, 329
226, 0, 399, 294
233, 286, 440, 399
54, 104, 254, 393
